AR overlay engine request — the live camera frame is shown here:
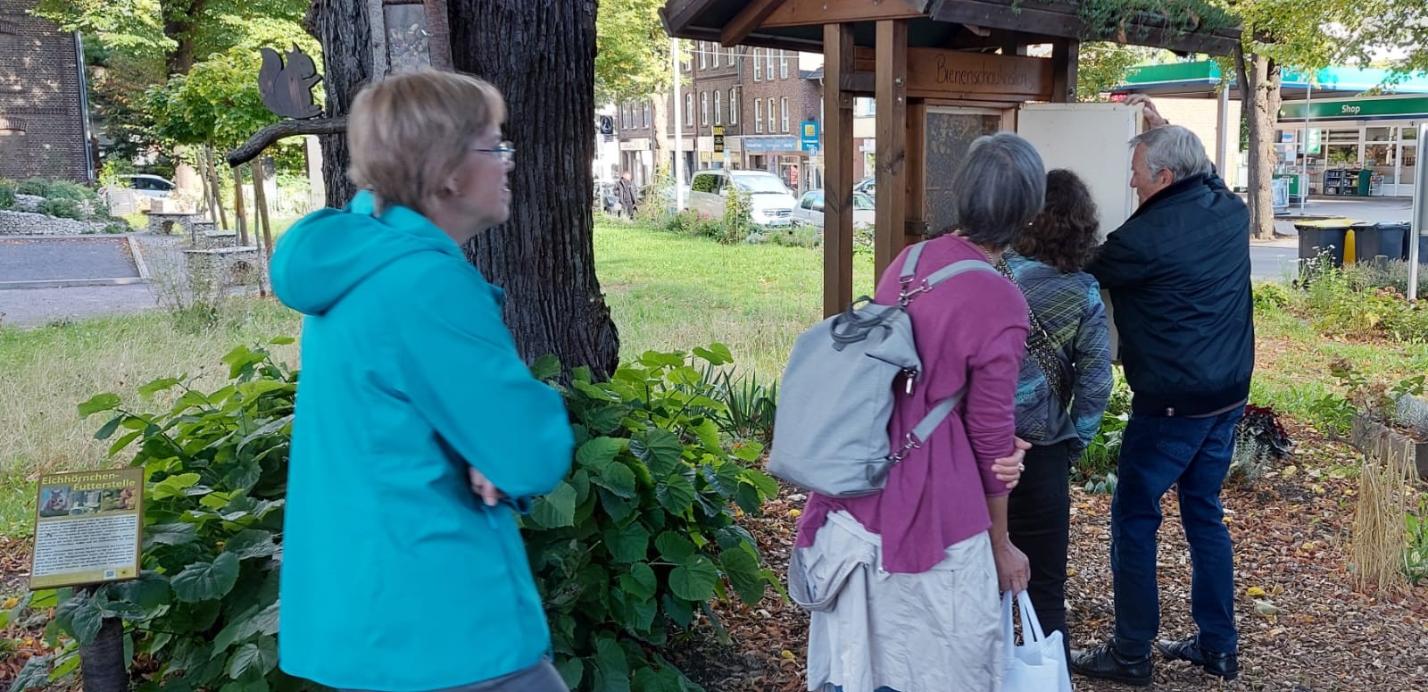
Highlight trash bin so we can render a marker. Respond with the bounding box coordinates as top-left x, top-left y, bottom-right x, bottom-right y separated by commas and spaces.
1295, 219, 1353, 267
1351, 222, 1407, 263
